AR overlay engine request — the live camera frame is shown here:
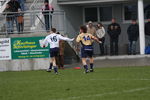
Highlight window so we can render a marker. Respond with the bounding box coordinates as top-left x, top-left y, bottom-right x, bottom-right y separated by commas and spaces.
144, 4, 150, 19
99, 6, 112, 21
84, 7, 98, 22
124, 5, 137, 20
